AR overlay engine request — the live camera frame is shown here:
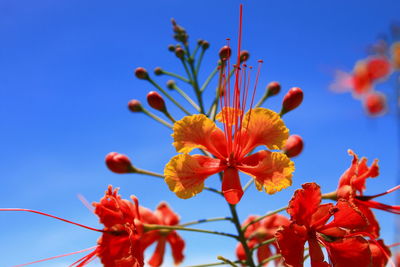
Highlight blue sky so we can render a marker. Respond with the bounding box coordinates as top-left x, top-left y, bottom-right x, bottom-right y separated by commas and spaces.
1, 0, 399, 266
